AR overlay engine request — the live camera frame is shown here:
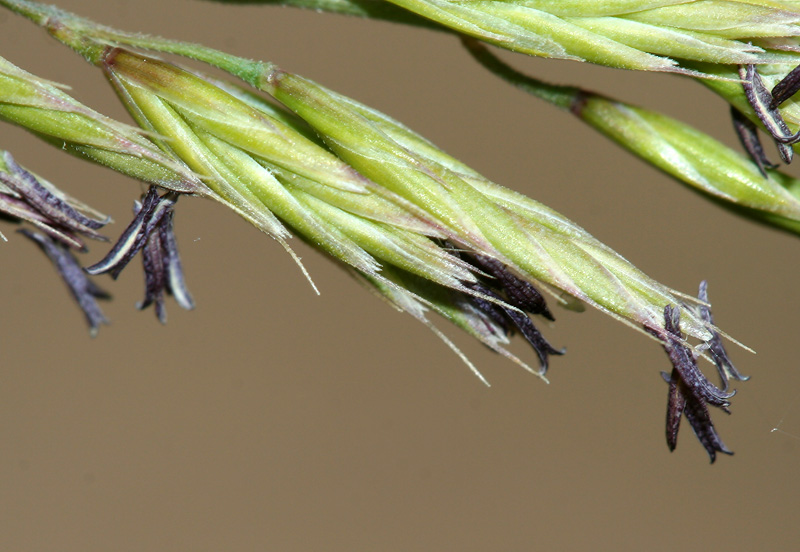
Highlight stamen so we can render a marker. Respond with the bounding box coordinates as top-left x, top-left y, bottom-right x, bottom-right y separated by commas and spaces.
159, 210, 194, 311
697, 281, 749, 390
649, 298, 739, 463
0, 193, 86, 249
0, 152, 109, 249
739, 65, 800, 160
661, 369, 686, 452
730, 106, 777, 177
681, 383, 733, 464
469, 253, 554, 320
468, 281, 563, 374
18, 228, 109, 335
770, 64, 800, 108
86, 187, 175, 278
464, 285, 512, 334
662, 306, 734, 409
87, 186, 193, 322
1, 152, 108, 240
138, 216, 168, 323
